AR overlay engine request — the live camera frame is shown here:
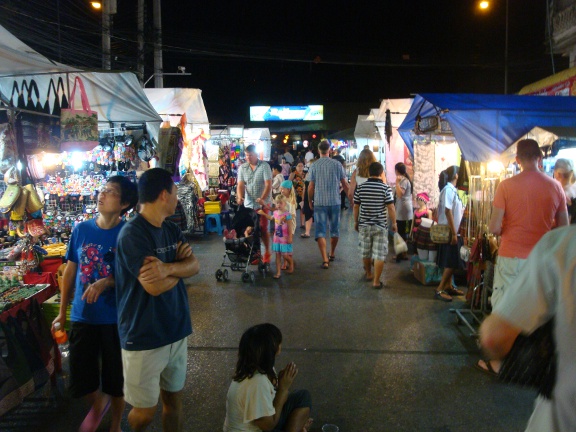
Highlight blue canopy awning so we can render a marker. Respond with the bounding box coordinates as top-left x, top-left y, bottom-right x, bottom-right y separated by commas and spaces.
398, 93, 576, 162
